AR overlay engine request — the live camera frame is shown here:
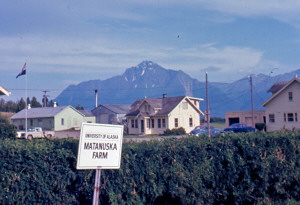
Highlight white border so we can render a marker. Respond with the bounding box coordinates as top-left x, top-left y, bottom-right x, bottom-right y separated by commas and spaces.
77, 123, 123, 170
